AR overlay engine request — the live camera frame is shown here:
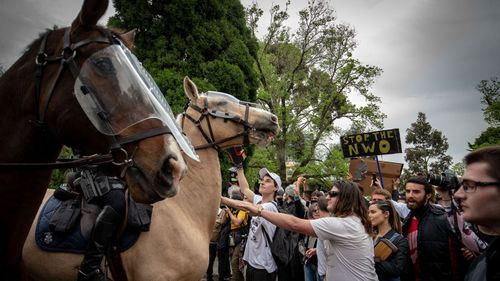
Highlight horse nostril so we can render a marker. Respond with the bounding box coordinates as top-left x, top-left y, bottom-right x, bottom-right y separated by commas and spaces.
271, 115, 278, 123
161, 156, 175, 175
